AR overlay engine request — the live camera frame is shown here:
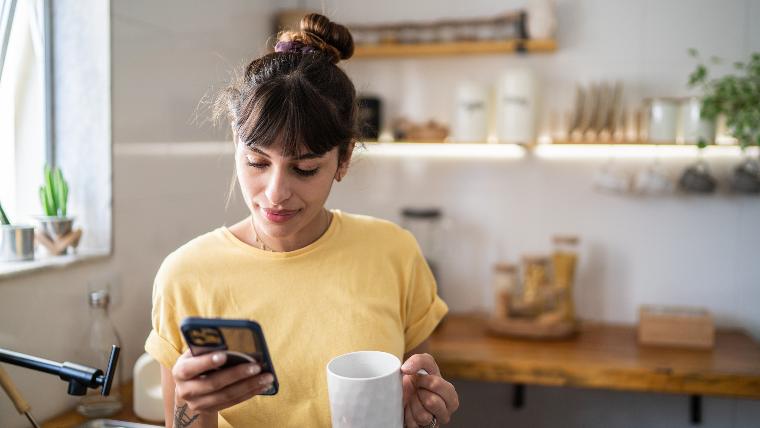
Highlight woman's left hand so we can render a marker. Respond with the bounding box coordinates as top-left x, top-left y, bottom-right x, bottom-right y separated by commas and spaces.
401, 353, 459, 427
